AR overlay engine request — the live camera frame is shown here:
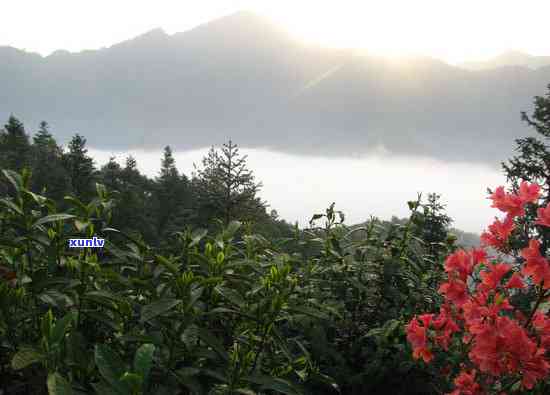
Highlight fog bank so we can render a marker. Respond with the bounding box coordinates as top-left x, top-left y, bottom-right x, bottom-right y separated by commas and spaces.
89, 148, 505, 234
